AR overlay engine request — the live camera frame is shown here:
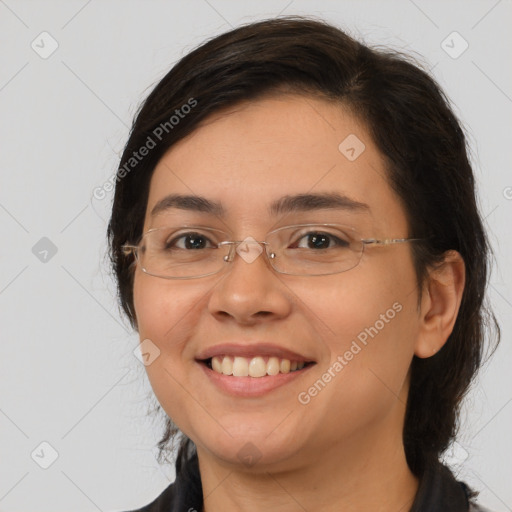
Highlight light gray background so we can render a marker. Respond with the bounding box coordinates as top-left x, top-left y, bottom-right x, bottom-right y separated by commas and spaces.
0, 1, 510, 511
